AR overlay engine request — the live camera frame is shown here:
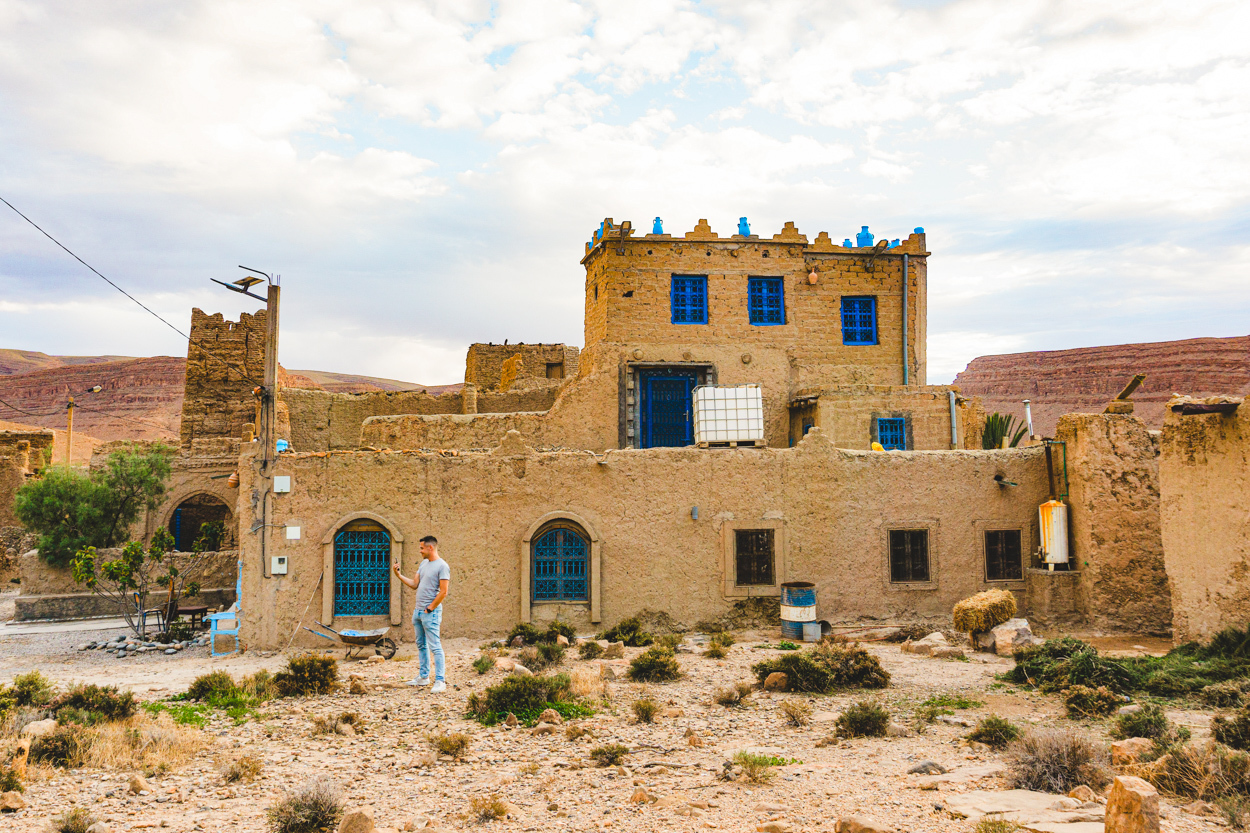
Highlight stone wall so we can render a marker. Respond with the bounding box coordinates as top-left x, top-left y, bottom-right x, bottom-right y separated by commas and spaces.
235, 433, 1056, 648
465, 343, 580, 389
801, 385, 959, 450
180, 308, 268, 452
1055, 413, 1172, 635
1, 429, 55, 526
1160, 398, 1249, 643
